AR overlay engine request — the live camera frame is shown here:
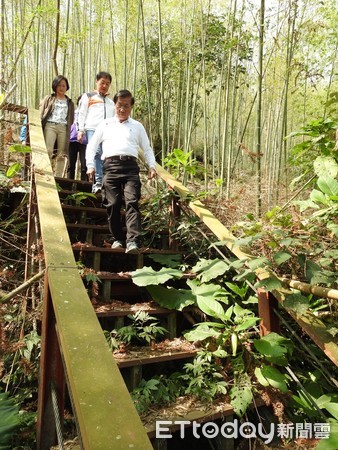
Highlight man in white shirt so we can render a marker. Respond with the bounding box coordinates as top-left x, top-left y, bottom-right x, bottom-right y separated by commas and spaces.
77, 71, 115, 193
86, 89, 157, 254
